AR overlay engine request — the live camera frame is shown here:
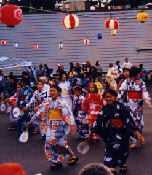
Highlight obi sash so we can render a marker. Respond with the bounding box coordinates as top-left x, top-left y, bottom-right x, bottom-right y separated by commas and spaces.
60, 90, 71, 96
20, 95, 26, 101
128, 91, 142, 99
49, 109, 62, 120
109, 119, 124, 128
